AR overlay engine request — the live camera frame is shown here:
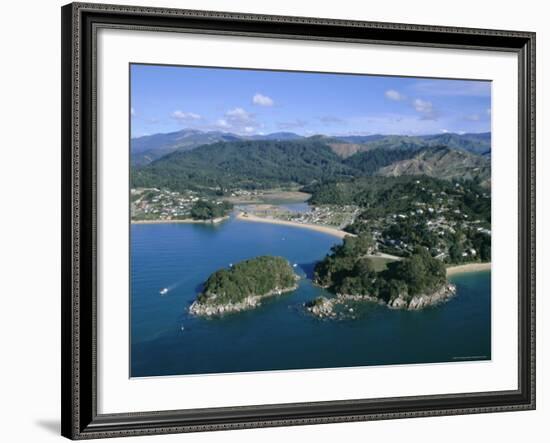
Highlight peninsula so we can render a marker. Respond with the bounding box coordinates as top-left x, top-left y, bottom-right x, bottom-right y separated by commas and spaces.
189, 256, 299, 316
308, 234, 457, 317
